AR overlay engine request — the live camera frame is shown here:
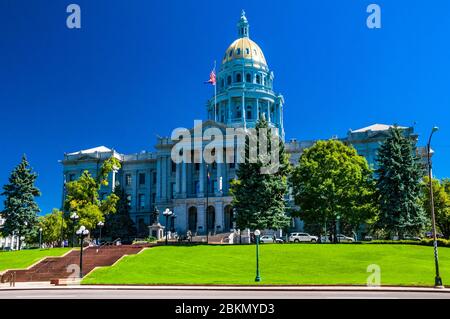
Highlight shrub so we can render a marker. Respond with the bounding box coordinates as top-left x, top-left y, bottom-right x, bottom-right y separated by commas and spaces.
146, 236, 157, 243
365, 239, 450, 247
